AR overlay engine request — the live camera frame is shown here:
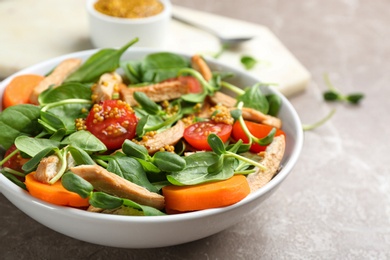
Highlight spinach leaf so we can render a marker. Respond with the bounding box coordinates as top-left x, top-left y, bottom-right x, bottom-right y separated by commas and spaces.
236, 84, 269, 114
121, 52, 190, 84
39, 111, 66, 134
62, 130, 107, 153
0, 104, 42, 150
167, 152, 235, 185
14, 136, 60, 157
120, 60, 143, 84
44, 103, 91, 134
65, 38, 138, 83
38, 82, 92, 105
266, 94, 282, 117
141, 52, 189, 82
107, 156, 158, 193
